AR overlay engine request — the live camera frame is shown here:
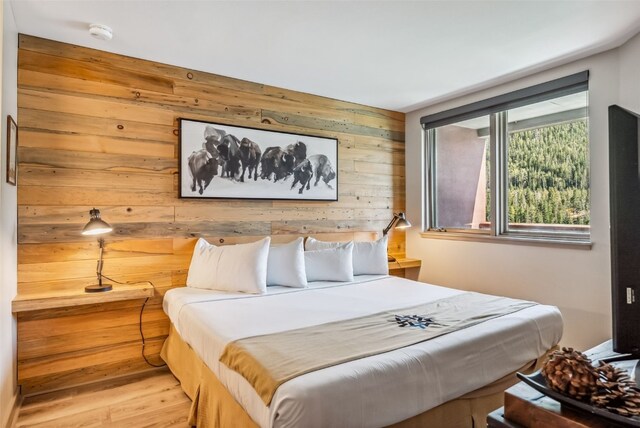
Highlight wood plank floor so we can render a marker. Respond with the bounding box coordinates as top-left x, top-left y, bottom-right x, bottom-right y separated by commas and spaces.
14, 368, 192, 427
